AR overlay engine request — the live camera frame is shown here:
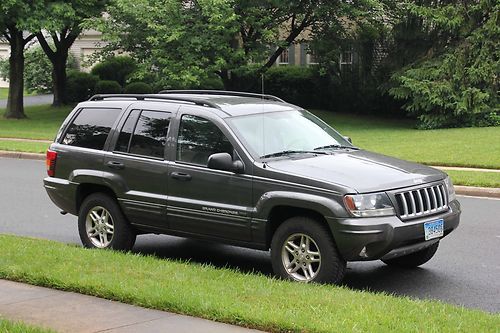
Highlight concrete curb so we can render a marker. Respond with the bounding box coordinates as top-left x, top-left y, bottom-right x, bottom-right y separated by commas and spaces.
455, 186, 500, 199
432, 165, 500, 173
0, 150, 44, 160
0, 151, 498, 198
